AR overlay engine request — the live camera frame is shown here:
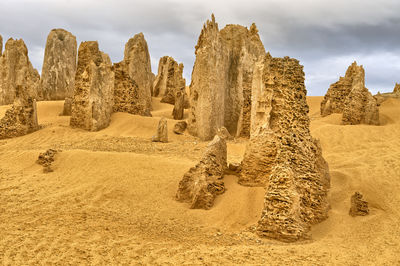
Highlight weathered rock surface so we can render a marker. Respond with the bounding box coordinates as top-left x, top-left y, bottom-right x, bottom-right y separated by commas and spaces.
152, 117, 168, 142
176, 135, 227, 209
393, 83, 400, 95
216, 126, 233, 140
188, 15, 266, 140
321, 62, 379, 125
349, 192, 369, 216
172, 88, 185, 120
0, 85, 39, 139
40, 29, 77, 105
113, 62, 151, 116
122, 33, 153, 114
37, 149, 59, 173
0, 38, 40, 105
173, 121, 187, 135
238, 55, 330, 242
0, 35, 2, 56
153, 56, 187, 106
70, 41, 114, 131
